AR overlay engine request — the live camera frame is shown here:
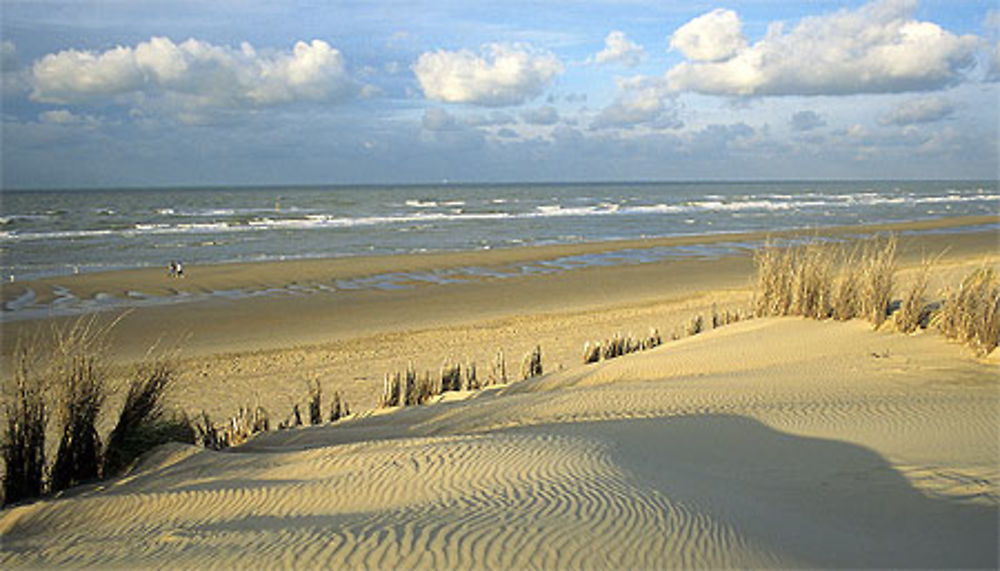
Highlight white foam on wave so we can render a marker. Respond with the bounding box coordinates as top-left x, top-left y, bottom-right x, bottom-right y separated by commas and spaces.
3, 191, 996, 244
627, 204, 688, 214
533, 205, 615, 217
